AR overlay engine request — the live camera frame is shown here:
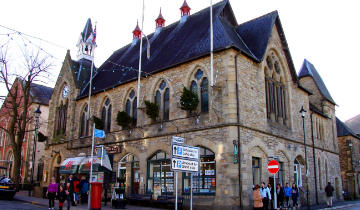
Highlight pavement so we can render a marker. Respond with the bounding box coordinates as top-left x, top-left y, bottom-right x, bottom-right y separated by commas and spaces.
13, 191, 360, 210
14, 190, 161, 210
